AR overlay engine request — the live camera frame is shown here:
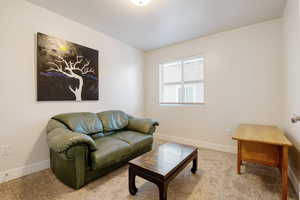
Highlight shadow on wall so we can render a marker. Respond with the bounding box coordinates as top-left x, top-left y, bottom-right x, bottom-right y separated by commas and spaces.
13, 127, 50, 199
24, 127, 49, 167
